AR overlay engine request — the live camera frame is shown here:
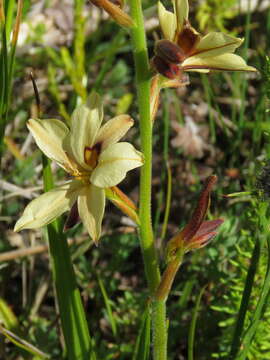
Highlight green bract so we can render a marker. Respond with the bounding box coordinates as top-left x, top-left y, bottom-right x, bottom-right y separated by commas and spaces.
14, 93, 143, 244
